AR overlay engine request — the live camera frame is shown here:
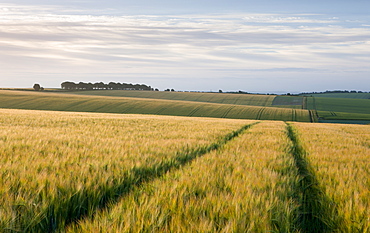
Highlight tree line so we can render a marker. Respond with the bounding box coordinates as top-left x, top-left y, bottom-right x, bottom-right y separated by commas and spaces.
300, 90, 369, 95
61, 81, 155, 91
